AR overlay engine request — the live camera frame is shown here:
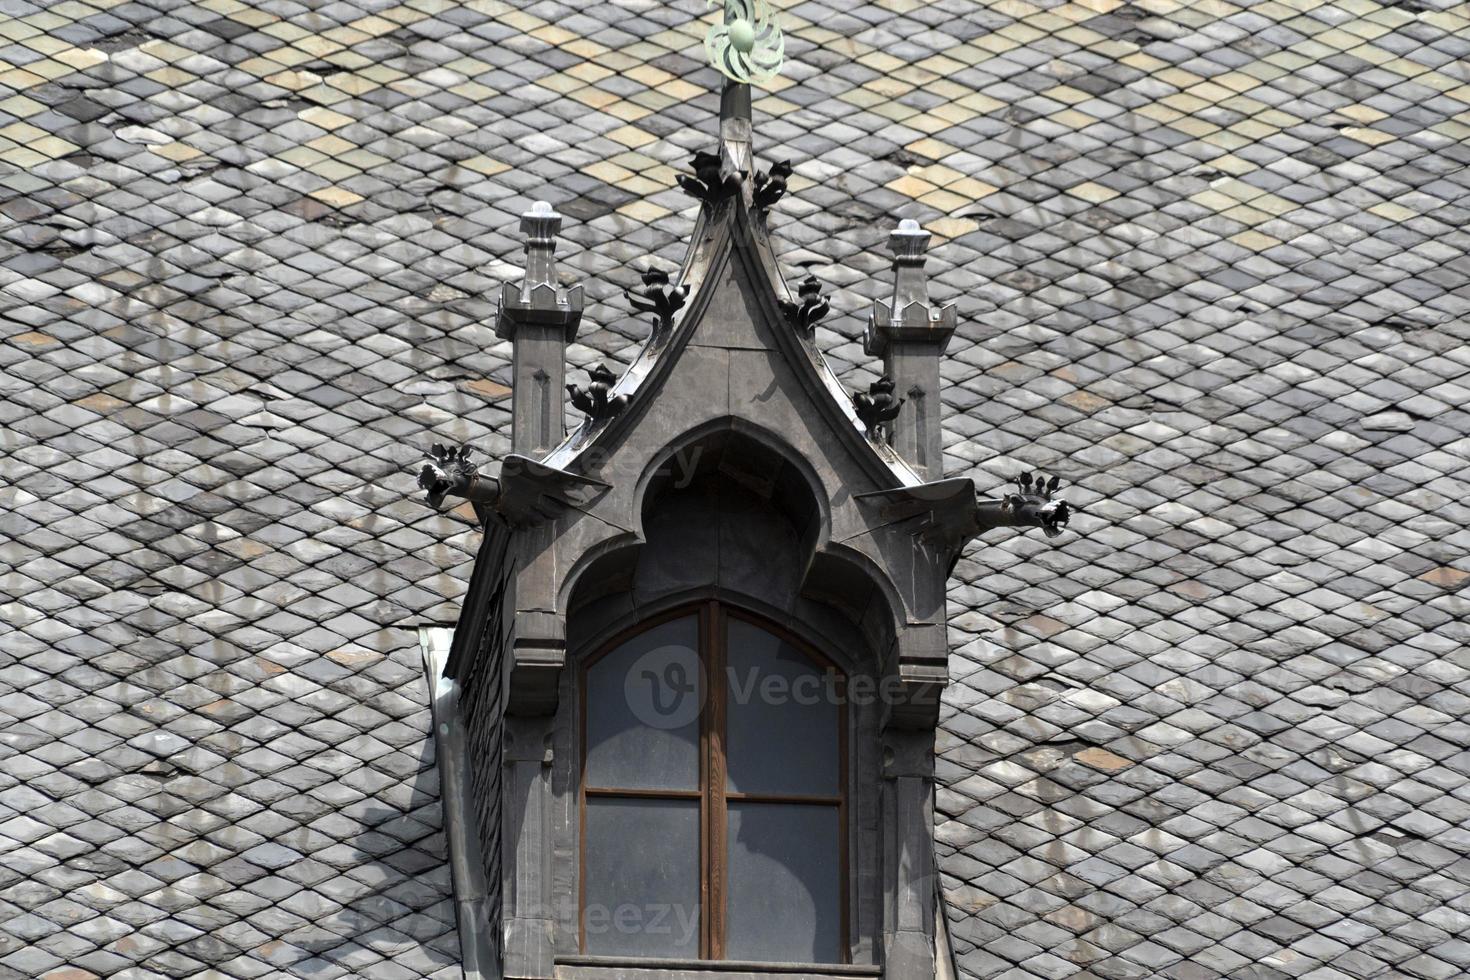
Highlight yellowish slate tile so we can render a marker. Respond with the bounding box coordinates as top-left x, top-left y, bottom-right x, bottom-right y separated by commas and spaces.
839, 88, 886, 110
1342, 126, 1396, 146
1230, 230, 1281, 251
605, 101, 652, 122
1162, 93, 1207, 113
329, 73, 382, 95
309, 159, 359, 182
310, 186, 364, 208
1069, 182, 1118, 203
278, 145, 325, 167
307, 134, 356, 156
921, 188, 970, 213
229, 6, 277, 25
618, 199, 668, 223
892, 63, 941, 86
663, 79, 702, 101
0, 95, 44, 118
1172, 116, 1220, 137
1203, 130, 1250, 151
994, 0, 1040, 16
0, 122, 47, 143
621, 175, 666, 197
534, 72, 583, 95
957, 92, 1004, 114
1213, 178, 1263, 202
561, 38, 608, 59
887, 174, 937, 199
915, 54, 967, 77
300, 106, 353, 130
265, 70, 319, 90
864, 77, 915, 100
624, 64, 673, 87
930, 102, 978, 126
950, 177, 997, 200
644, 164, 679, 188
294, 35, 345, 58
753, 95, 799, 116
584, 160, 634, 184
21, 35, 74, 56
358, 64, 405, 83
1051, 109, 1098, 131
908, 137, 959, 161
607, 124, 656, 149
1044, 85, 1091, 105
927, 217, 980, 240
1220, 95, 1267, 117
1221, 204, 1270, 225
870, 101, 920, 122
459, 155, 509, 176
915, 163, 964, 187
0, 20, 40, 40
567, 61, 614, 83
28, 136, 78, 159
341, 149, 387, 169
571, 87, 619, 110
301, 84, 349, 105
0, 145, 47, 167
53, 47, 106, 70
1190, 189, 1236, 213
27, 59, 79, 81
1057, 26, 1107, 47
1229, 118, 1282, 140
628, 90, 677, 112
152, 142, 203, 162
857, 50, 907, 75
906, 113, 951, 135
